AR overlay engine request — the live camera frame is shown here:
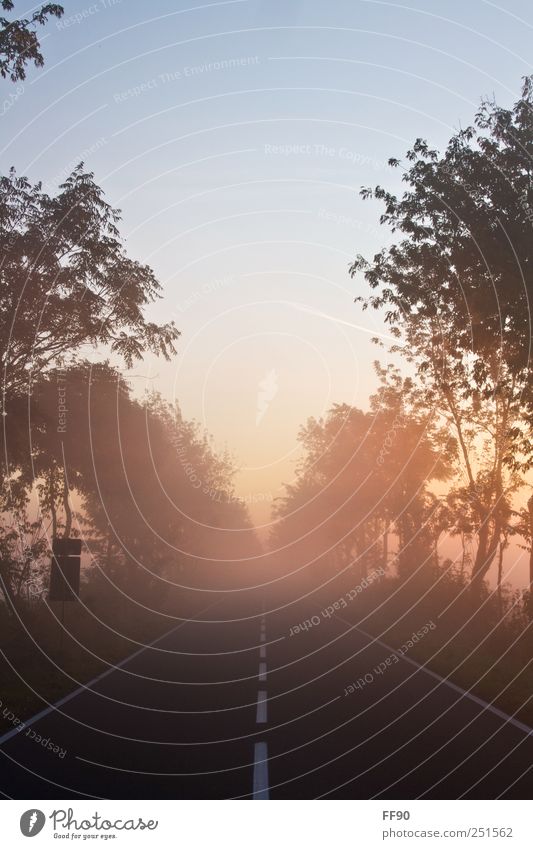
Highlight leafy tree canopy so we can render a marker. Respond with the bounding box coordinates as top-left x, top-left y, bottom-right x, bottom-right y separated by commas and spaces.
351, 77, 533, 390
1, 166, 180, 397
0, 1, 63, 82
